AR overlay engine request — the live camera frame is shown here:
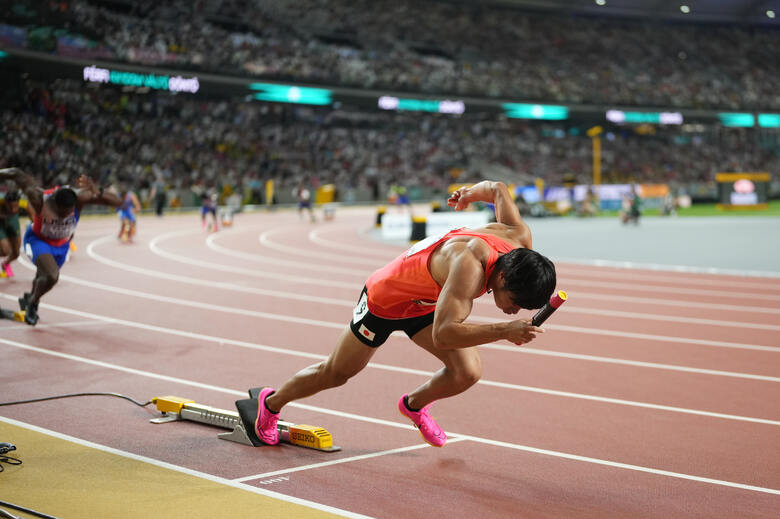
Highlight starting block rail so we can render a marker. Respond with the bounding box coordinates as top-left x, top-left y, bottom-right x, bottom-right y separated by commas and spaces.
0, 307, 25, 322
150, 396, 340, 452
